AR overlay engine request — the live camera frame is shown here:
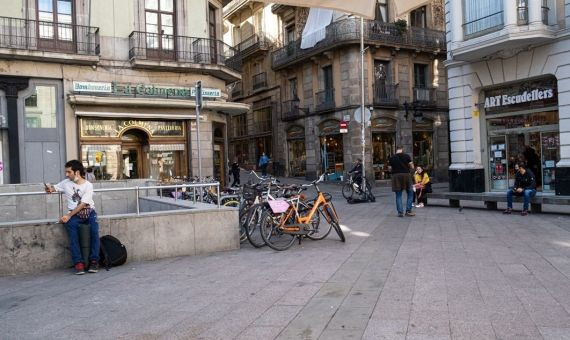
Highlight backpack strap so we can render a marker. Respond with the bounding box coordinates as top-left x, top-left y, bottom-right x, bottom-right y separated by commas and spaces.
99, 240, 111, 271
